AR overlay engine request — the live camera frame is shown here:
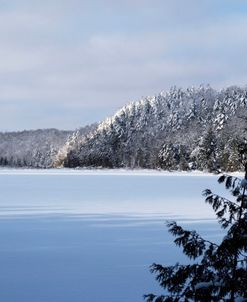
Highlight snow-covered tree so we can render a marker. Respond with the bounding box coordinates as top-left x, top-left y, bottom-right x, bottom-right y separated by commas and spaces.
158, 143, 190, 171
63, 85, 247, 172
2, 84, 247, 170
145, 169, 247, 301
0, 129, 72, 168
197, 127, 218, 172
